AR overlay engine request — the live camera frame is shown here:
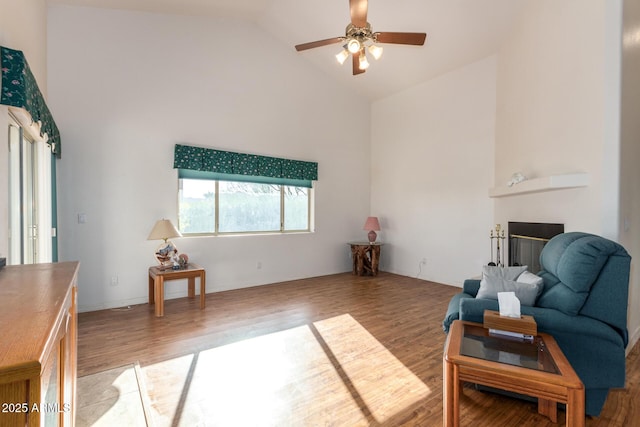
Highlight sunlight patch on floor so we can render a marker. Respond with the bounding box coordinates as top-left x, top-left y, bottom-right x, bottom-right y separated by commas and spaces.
140, 314, 431, 426
142, 324, 365, 426
313, 313, 432, 424
76, 365, 146, 426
